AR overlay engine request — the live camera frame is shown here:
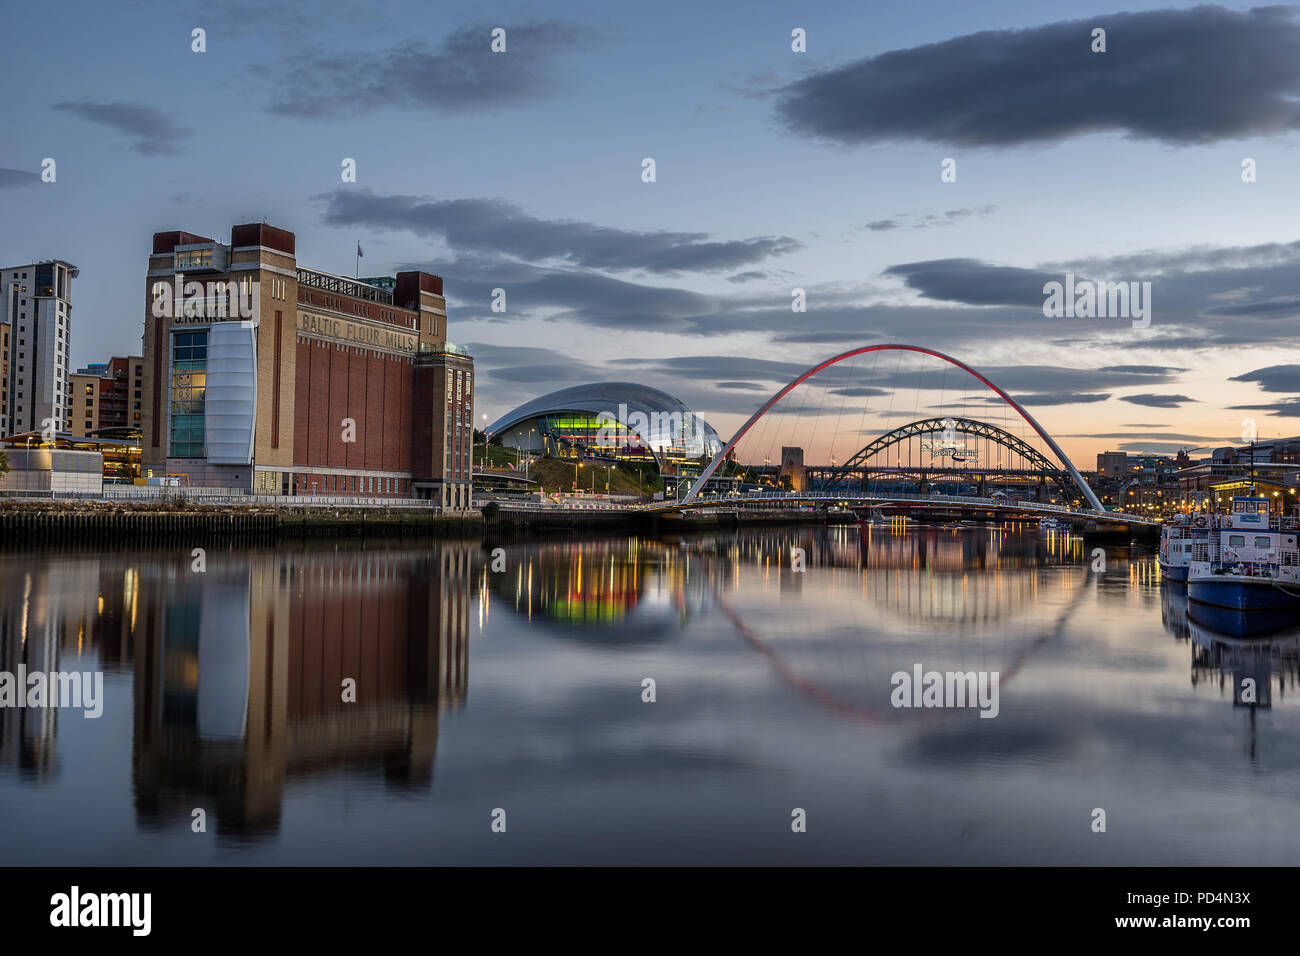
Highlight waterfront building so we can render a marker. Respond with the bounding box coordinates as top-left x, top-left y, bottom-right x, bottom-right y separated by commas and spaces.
0, 428, 142, 489
486, 382, 722, 475
0, 260, 78, 436
1176, 438, 1300, 508
70, 356, 144, 437
140, 224, 473, 505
